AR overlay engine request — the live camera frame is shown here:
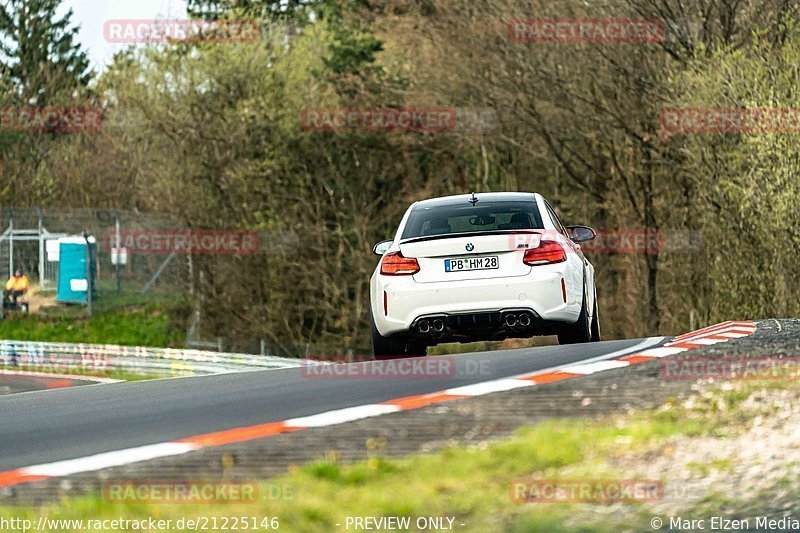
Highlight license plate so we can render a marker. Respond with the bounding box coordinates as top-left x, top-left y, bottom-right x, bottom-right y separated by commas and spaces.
444, 256, 499, 272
